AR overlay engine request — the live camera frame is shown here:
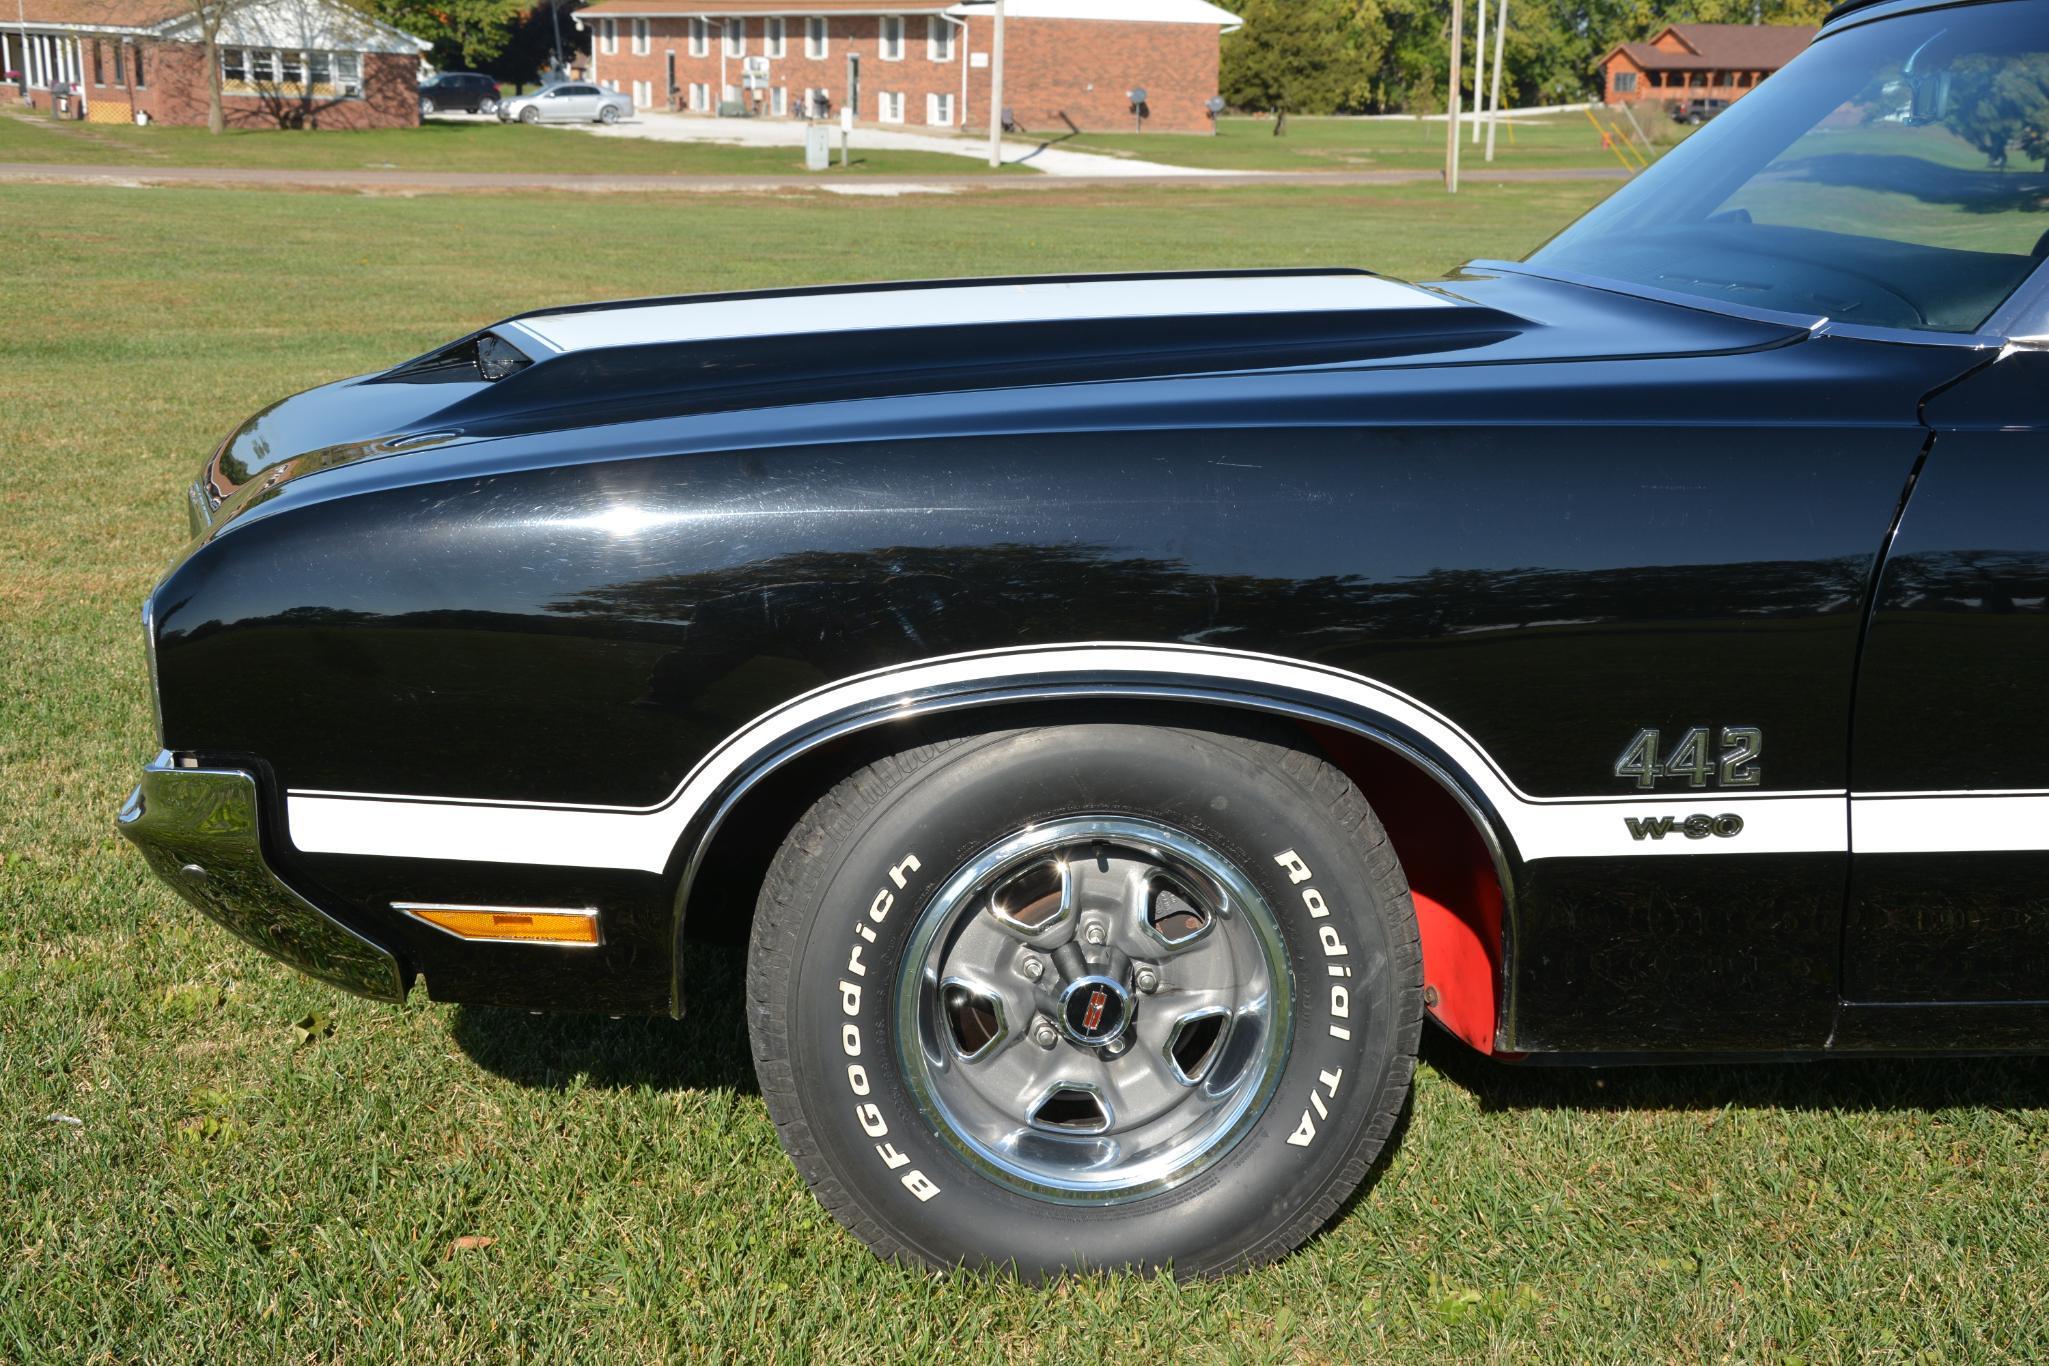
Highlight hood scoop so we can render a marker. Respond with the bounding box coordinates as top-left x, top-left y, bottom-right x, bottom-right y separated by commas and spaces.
394, 270, 1529, 436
